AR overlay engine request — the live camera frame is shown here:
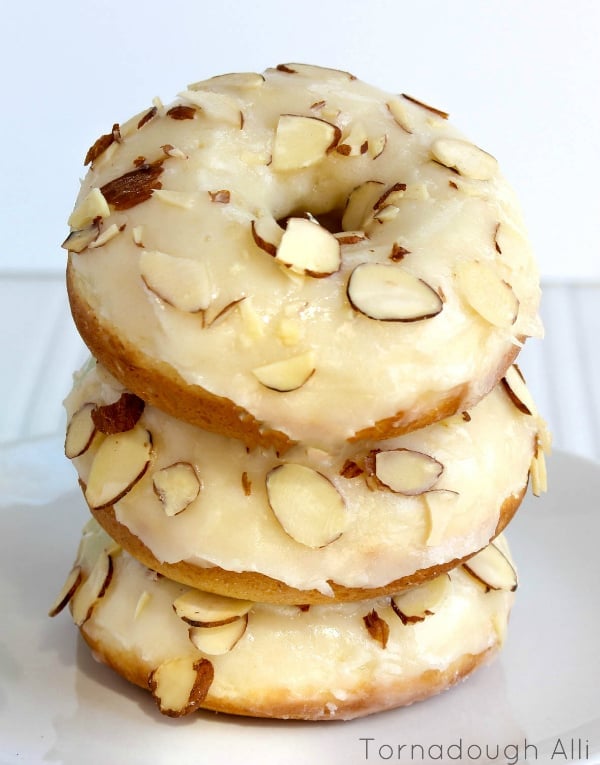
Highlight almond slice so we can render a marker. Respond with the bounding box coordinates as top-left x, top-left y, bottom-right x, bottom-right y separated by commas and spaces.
266, 463, 346, 548
84, 426, 153, 510
455, 260, 519, 327
374, 448, 443, 494
431, 138, 497, 180
188, 615, 248, 655
140, 250, 212, 313
91, 392, 145, 435
67, 188, 110, 229
336, 121, 369, 156
369, 134, 387, 160
48, 566, 82, 617
347, 263, 443, 321
275, 217, 341, 277
148, 657, 214, 717
173, 590, 253, 627
271, 114, 341, 171
387, 99, 413, 133
341, 180, 385, 231
391, 573, 451, 624
65, 403, 98, 459
502, 364, 537, 416
363, 609, 389, 648
251, 216, 285, 256
70, 551, 114, 626
252, 351, 315, 392
424, 489, 460, 546
153, 462, 201, 517
178, 89, 242, 127
61, 222, 101, 253
274, 63, 356, 80
463, 543, 518, 592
